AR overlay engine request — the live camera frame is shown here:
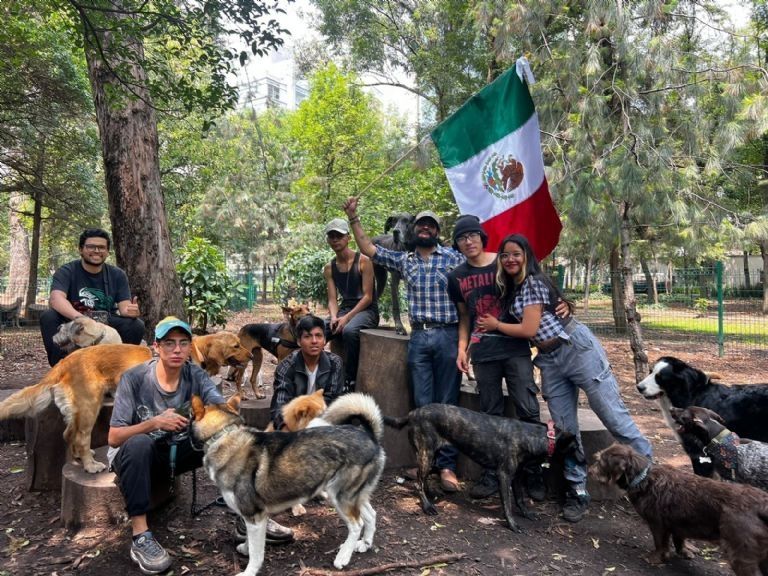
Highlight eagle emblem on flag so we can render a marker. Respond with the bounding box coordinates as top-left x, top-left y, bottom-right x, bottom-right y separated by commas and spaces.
482, 152, 525, 200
